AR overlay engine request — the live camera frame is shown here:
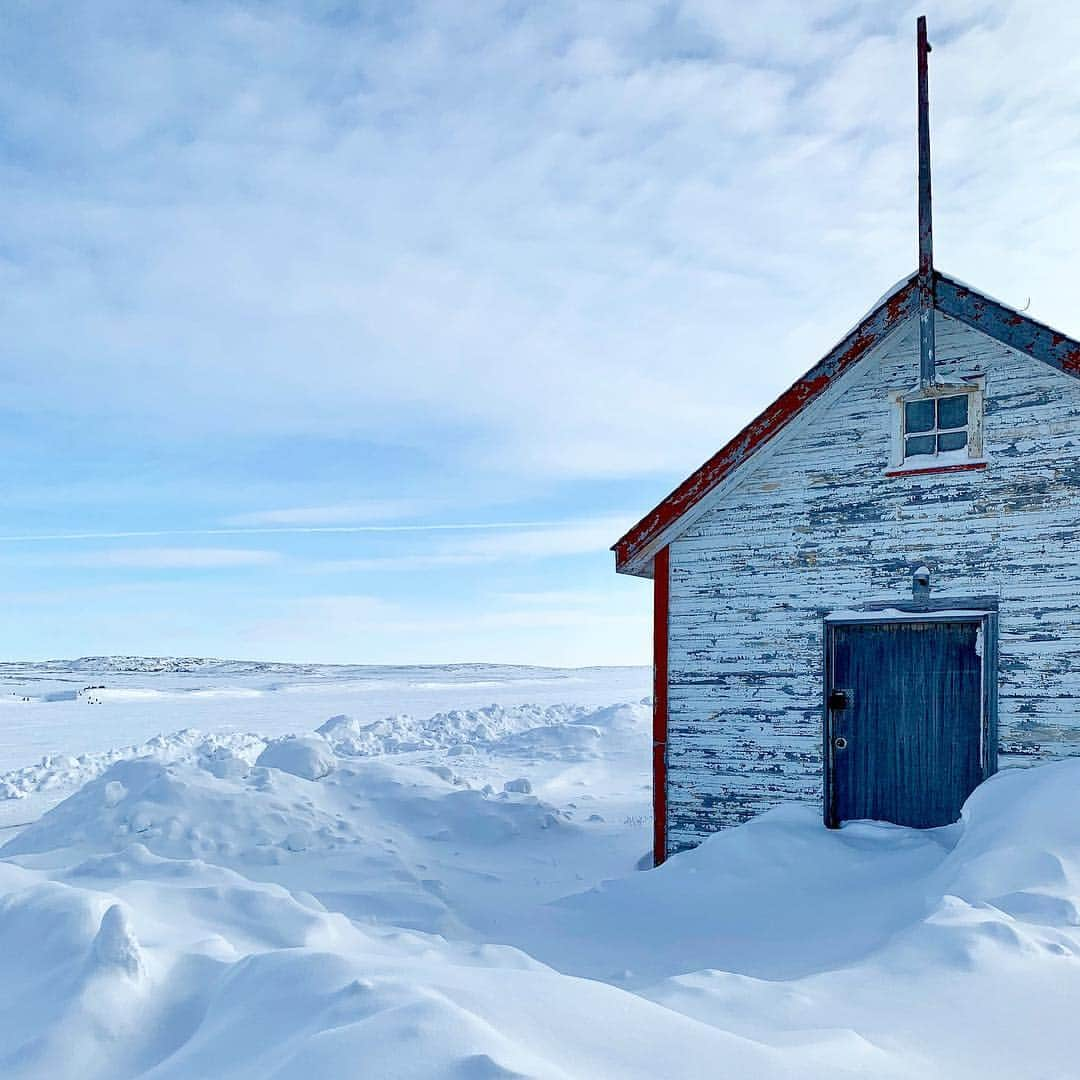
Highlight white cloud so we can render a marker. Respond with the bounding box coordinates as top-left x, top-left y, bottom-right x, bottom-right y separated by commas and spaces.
492, 589, 619, 607
224, 500, 429, 527
10, 1, 1076, 487
241, 589, 649, 666
306, 515, 635, 571
0, 519, 601, 544
65, 547, 280, 569
307, 554, 490, 573
455, 516, 633, 559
